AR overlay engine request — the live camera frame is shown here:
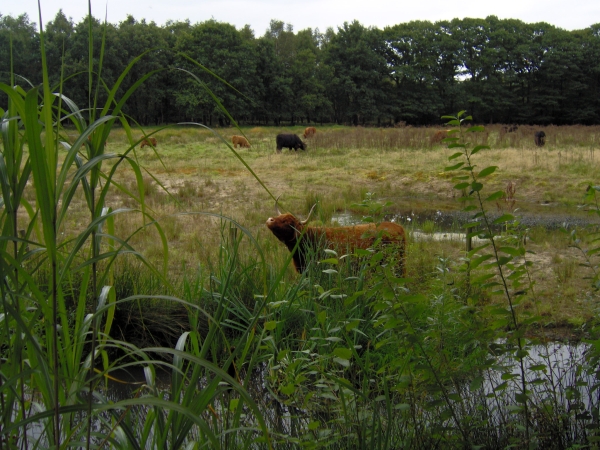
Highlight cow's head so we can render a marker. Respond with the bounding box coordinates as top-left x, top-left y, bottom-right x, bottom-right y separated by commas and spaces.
266, 197, 316, 243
